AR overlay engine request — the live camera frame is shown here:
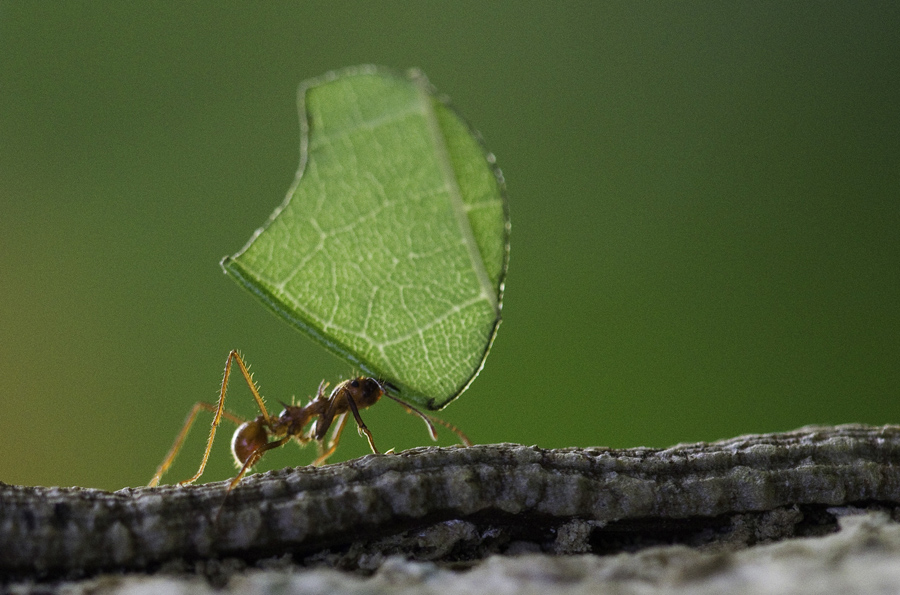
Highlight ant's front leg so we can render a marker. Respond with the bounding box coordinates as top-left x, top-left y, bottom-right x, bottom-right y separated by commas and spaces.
344, 393, 378, 454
